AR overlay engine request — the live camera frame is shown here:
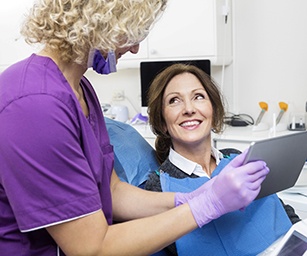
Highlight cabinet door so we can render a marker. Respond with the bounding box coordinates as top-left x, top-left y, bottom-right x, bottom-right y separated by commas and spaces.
147, 0, 216, 59
0, 1, 37, 72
